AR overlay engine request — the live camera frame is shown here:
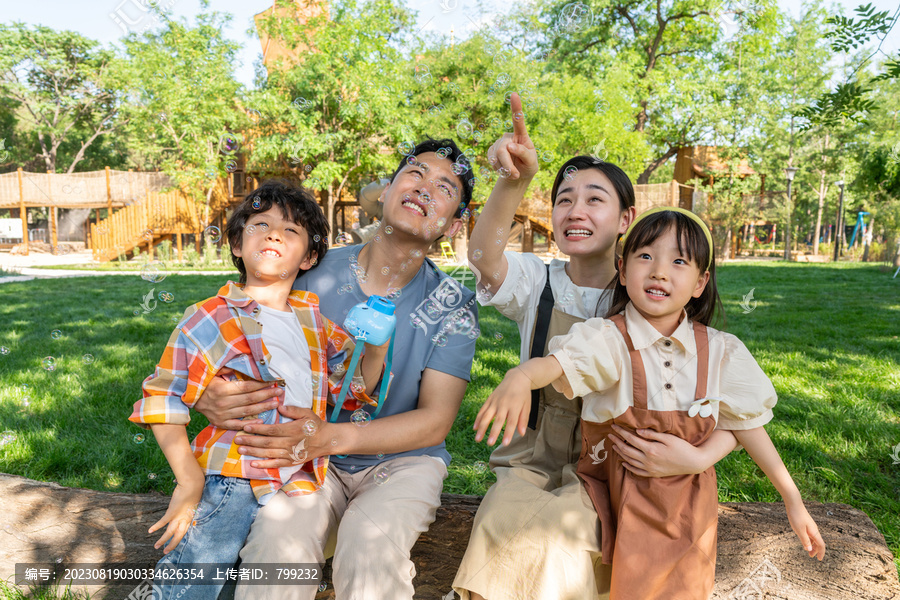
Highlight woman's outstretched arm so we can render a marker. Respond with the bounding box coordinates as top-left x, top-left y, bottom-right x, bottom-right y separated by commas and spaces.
468, 92, 538, 294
